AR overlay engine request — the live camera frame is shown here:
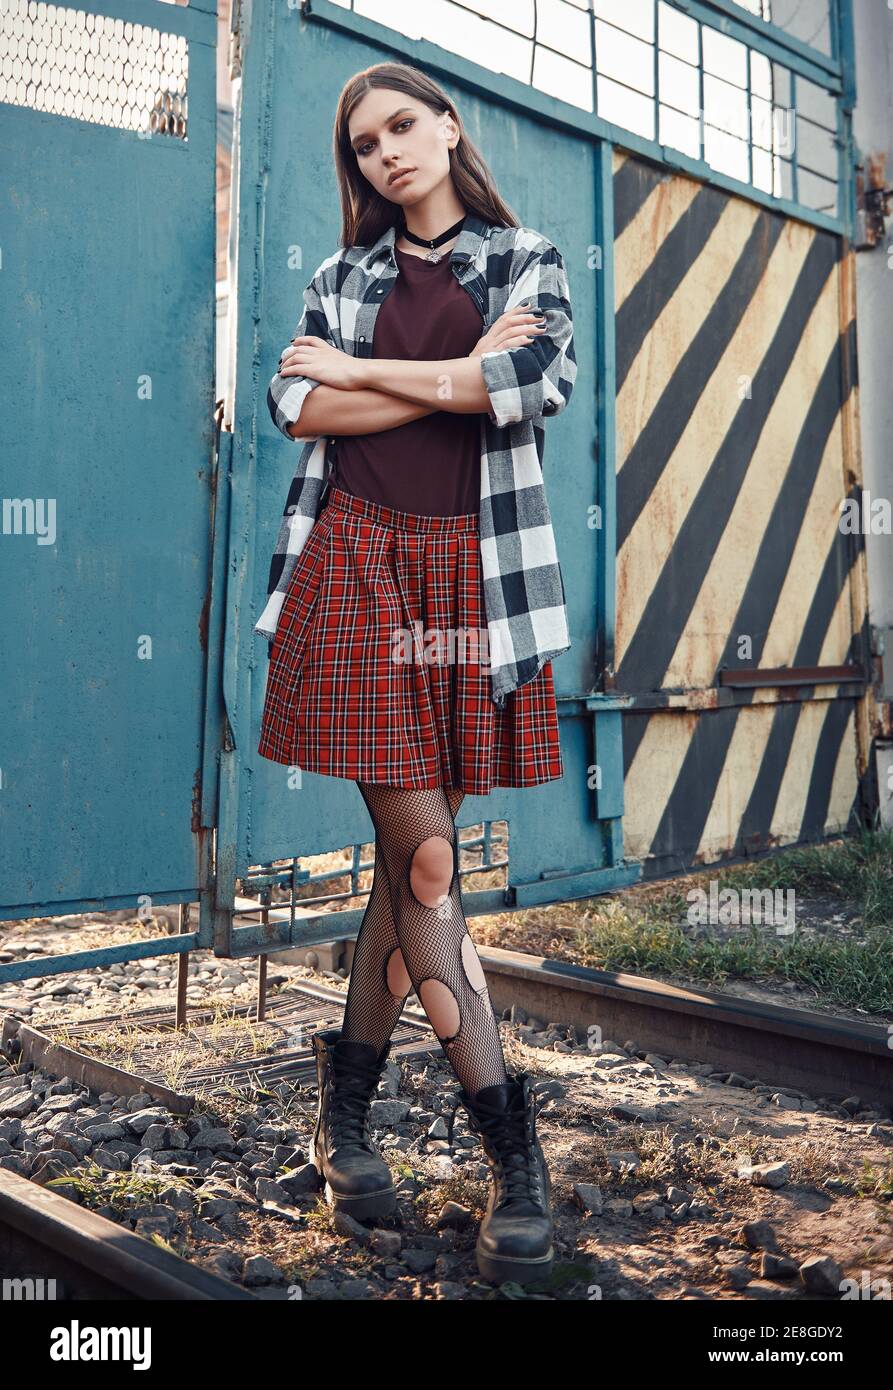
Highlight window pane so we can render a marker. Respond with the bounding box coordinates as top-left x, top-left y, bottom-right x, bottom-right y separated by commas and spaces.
597, 71, 655, 138
660, 102, 700, 158
796, 74, 836, 130
704, 71, 749, 142
592, 0, 653, 45
751, 95, 774, 152
774, 104, 796, 159
750, 51, 772, 101
595, 17, 654, 96
796, 114, 838, 182
537, 0, 592, 63
752, 145, 774, 193
768, 0, 832, 57
772, 62, 792, 107
797, 167, 838, 215
472, 0, 535, 32
702, 27, 748, 88
775, 158, 794, 201
533, 44, 593, 111
659, 50, 700, 118
704, 123, 750, 182
658, 1, 697, 64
